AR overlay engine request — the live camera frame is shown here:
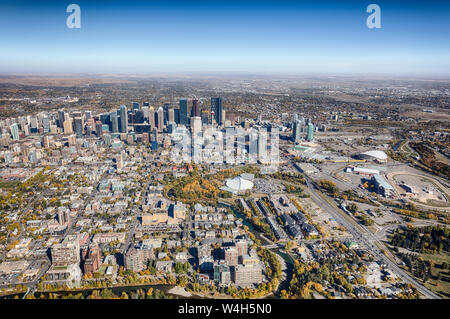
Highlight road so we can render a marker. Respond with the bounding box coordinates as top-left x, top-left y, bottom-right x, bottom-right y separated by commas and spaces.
287, 157, 441, 299
303, 176, 441, 299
